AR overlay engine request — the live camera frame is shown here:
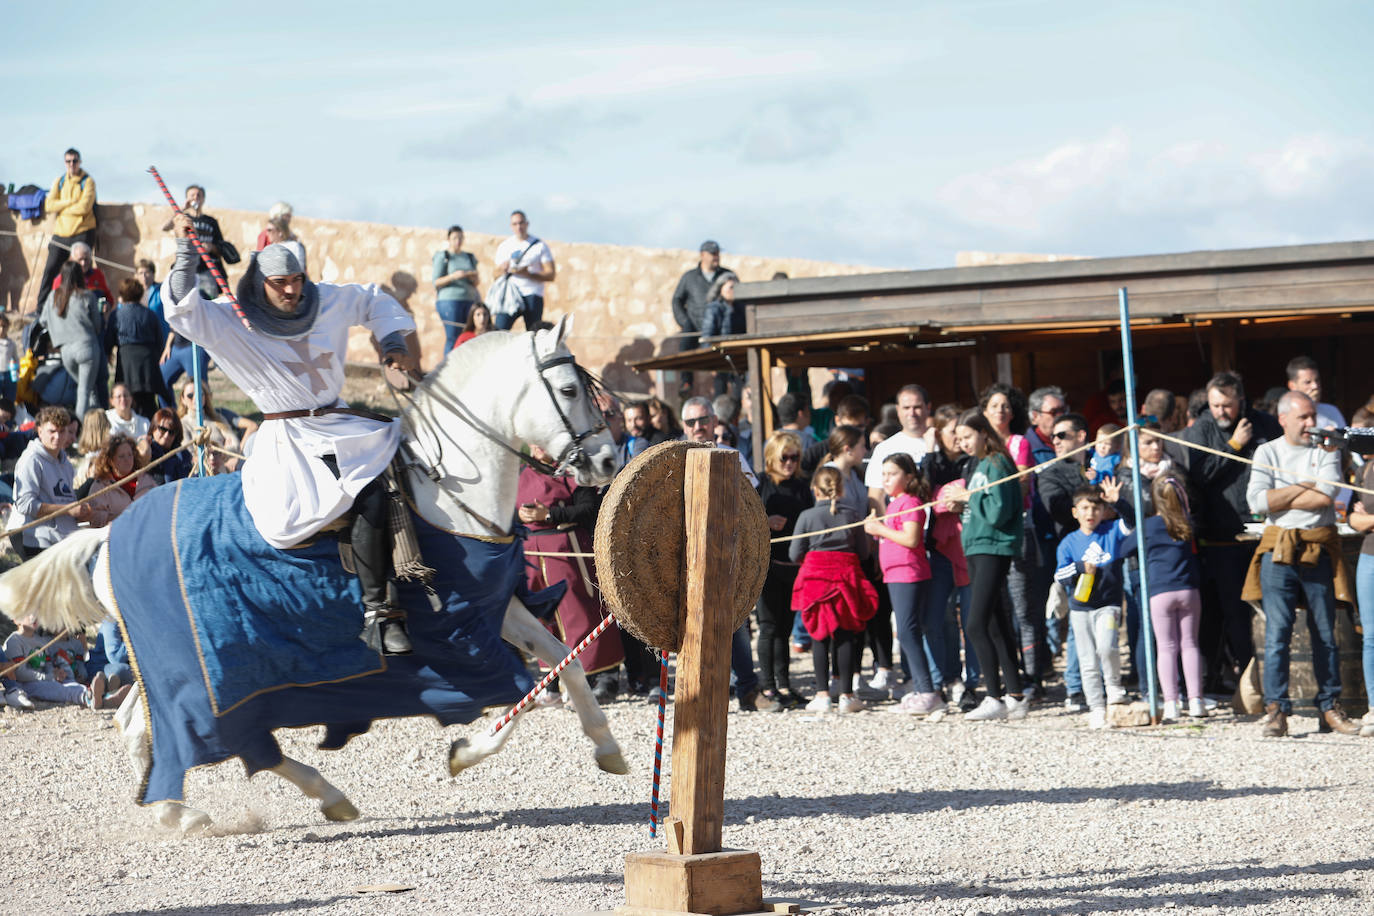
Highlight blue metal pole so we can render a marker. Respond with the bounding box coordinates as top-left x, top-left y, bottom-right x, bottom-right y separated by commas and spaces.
1118, 287, 1159, 720
191, 343, 206, 476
